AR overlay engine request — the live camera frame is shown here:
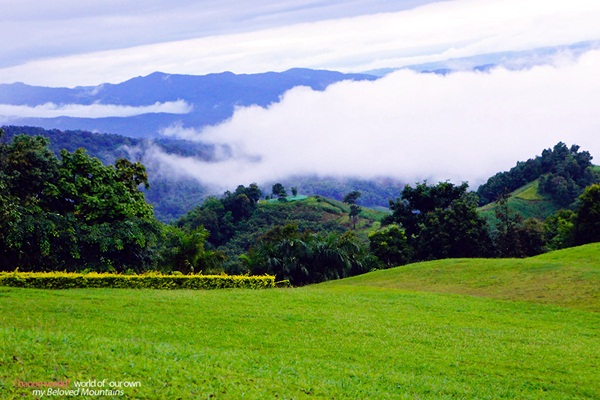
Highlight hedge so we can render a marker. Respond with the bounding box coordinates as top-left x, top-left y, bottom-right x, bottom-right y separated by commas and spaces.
0, 271, 275, 290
